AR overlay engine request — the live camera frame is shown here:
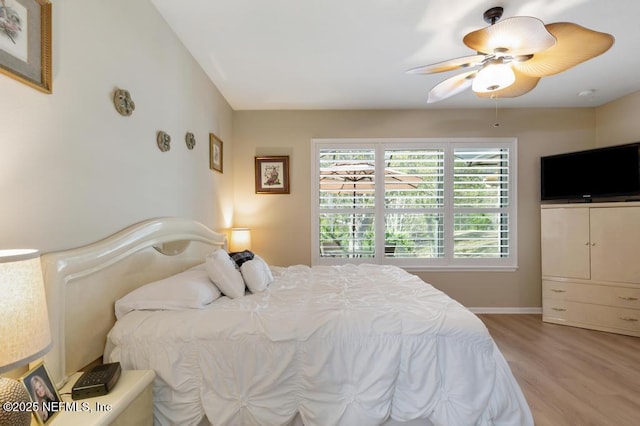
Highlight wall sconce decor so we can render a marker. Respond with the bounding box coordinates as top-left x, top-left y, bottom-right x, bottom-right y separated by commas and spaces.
157, 131, 171, 152
0, 249, 52, 426
185, 132, 196, 150
113, 88, 135, 116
